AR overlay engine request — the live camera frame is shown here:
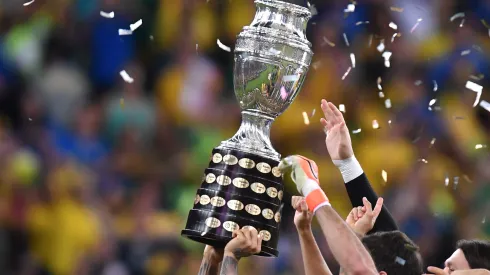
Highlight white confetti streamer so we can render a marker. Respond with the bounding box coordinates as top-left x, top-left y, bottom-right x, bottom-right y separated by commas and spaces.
395, 257, 406, 266
355, 21, 370, 26
343, 33, 350, 47
379, 92, 385, 98
429, 98, 437, 111
430, 138, 436, 147
461, 49, 471, 56
23, 0, 35, 6
217, 39, 231, 52
377, 77, 383, 90
382, 51, 392, 68
475, 144, 487, 149
372, 120, 380, 129
311, 109, 316, 118
385, 99, 392, 109
130, 19, 143, 31
118, 29, 133, 36
410, 18, 423, 33
100, 11, 114, 18
450, 12, 465, 22
352, 129, 362, 134
465, 81, 483, 107
119, 70, 134, 83
344, 4, 355, 13
322, 37, 335, 47
389, 22, 398, 30
339, 104, 346, 113
391, 33, 399, 43
381, 170, 388, 182
480, 100, 490, 112
445, 174, 449, 186
302, 112, 310, 125
283, 75, 300, 82
460, 19, 465, 28
368, 34, 373, 47
342, 67, 352, 80
433, 80, 438, 92
350, 53, 356, 68
377, 40, 385, 52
